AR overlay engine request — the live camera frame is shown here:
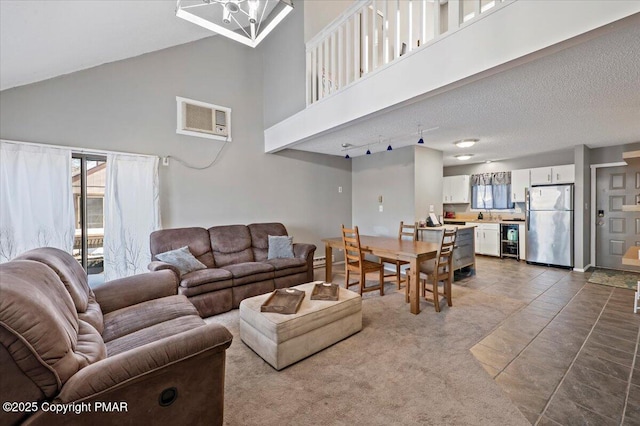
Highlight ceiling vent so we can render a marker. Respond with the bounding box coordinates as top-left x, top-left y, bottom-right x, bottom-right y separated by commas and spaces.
176, 96, 232, 141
